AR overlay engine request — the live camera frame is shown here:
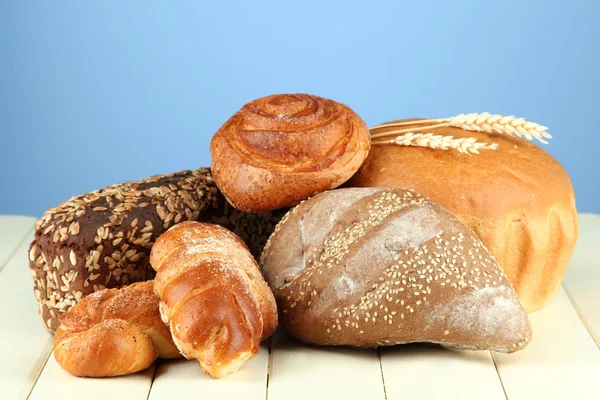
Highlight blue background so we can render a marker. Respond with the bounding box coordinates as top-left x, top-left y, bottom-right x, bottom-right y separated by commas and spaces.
1, 1, 598, 216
